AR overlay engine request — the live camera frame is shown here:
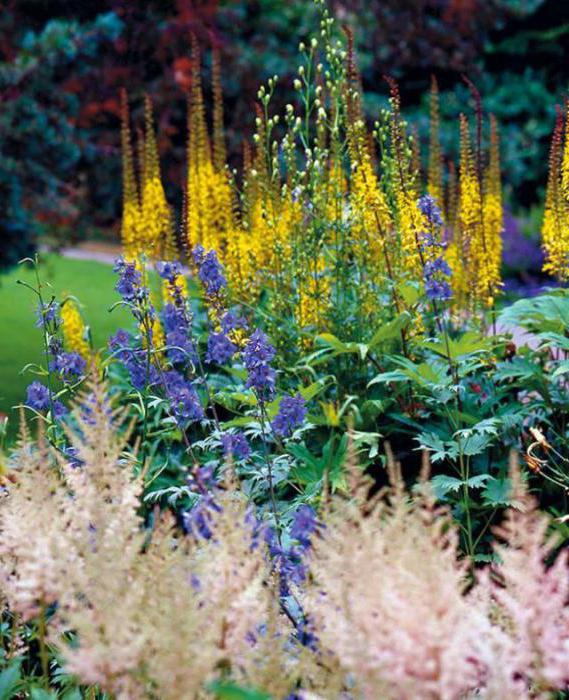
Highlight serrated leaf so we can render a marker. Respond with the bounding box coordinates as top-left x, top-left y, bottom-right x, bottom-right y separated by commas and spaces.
466, 474, 492, 488
430, 474, 464, 497
482, 477, 513, 506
